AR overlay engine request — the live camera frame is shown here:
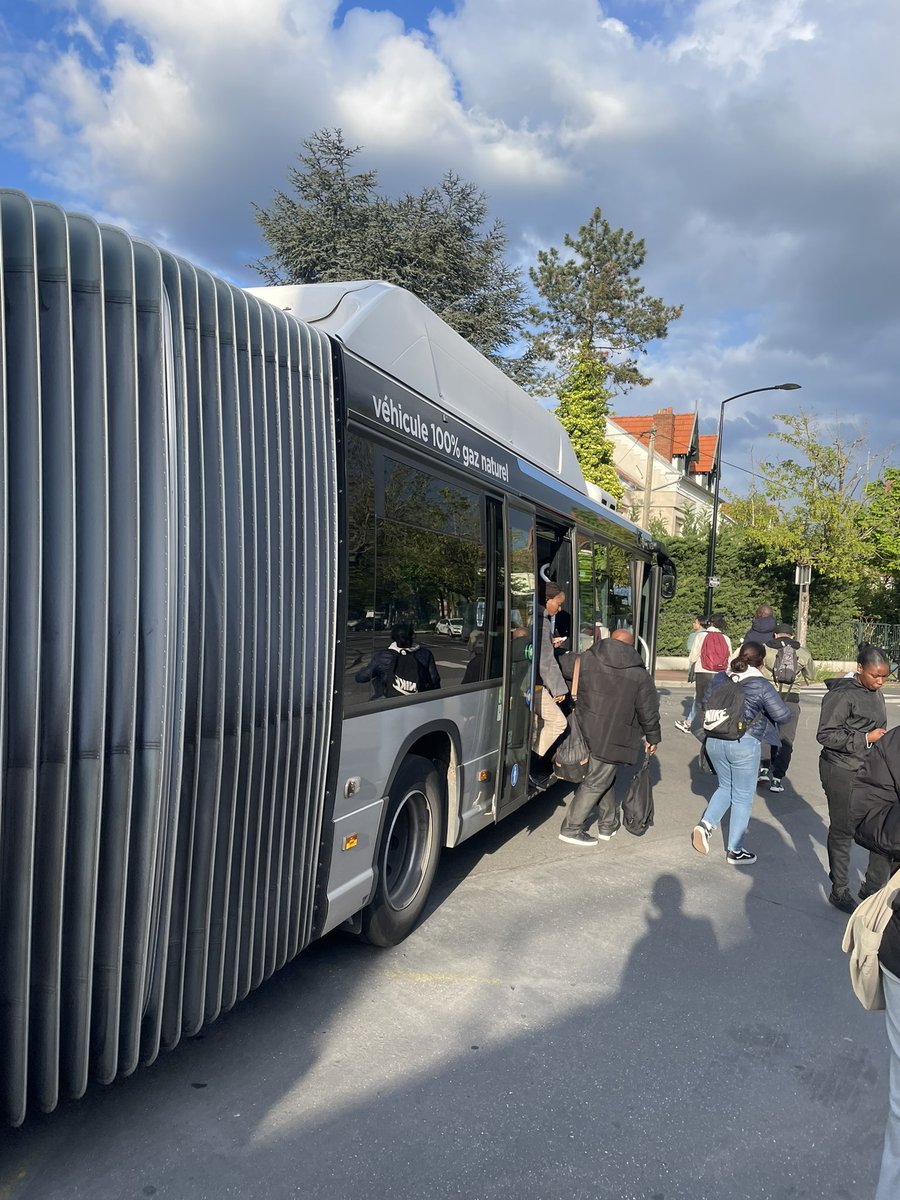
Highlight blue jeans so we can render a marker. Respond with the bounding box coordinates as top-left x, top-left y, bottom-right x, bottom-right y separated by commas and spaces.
702, 735, 761, 852
877, 966, 900, 1200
